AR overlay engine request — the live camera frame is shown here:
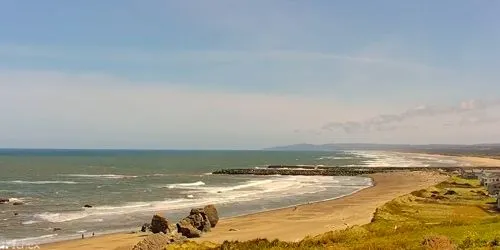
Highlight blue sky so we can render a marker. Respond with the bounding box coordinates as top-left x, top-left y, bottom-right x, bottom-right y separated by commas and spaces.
1, 1, 499, 149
